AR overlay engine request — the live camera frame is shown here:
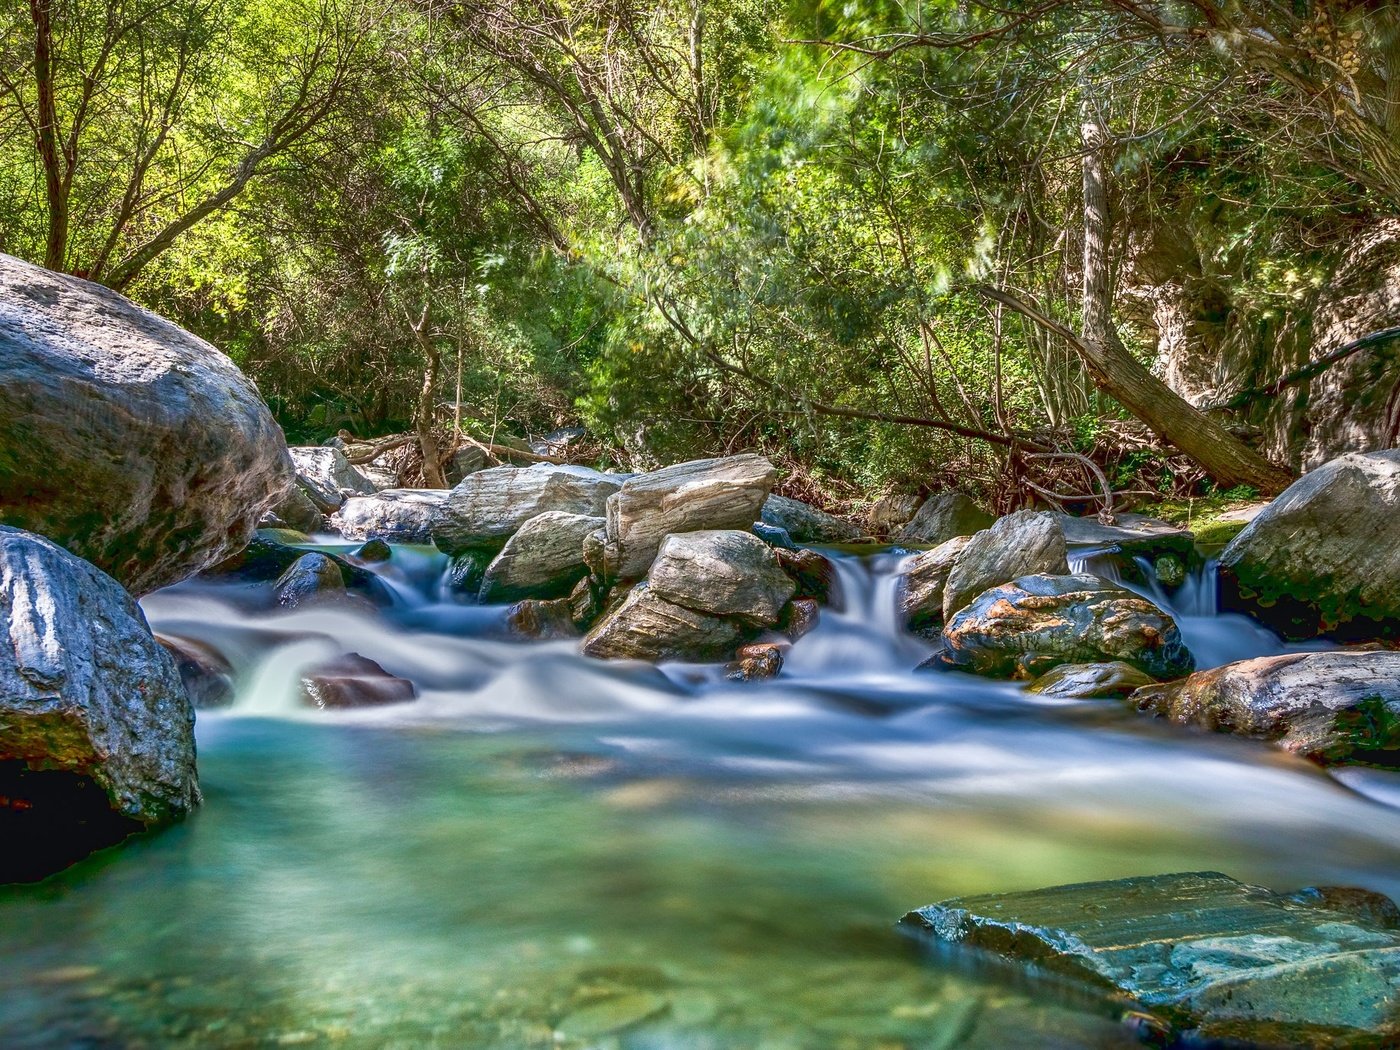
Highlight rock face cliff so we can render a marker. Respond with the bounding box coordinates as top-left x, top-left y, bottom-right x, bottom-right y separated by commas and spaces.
1123, 216, 1400, 471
